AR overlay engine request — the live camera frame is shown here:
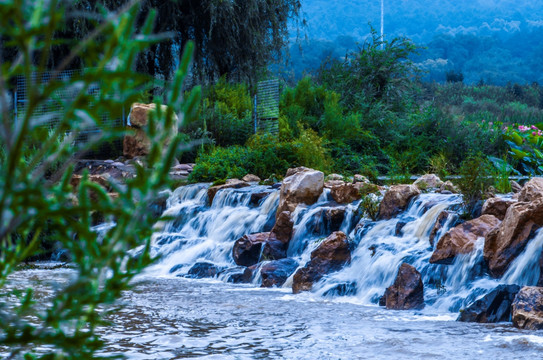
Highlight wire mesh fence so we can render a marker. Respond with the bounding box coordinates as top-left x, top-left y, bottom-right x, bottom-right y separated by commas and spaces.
255, 79, 279, 134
